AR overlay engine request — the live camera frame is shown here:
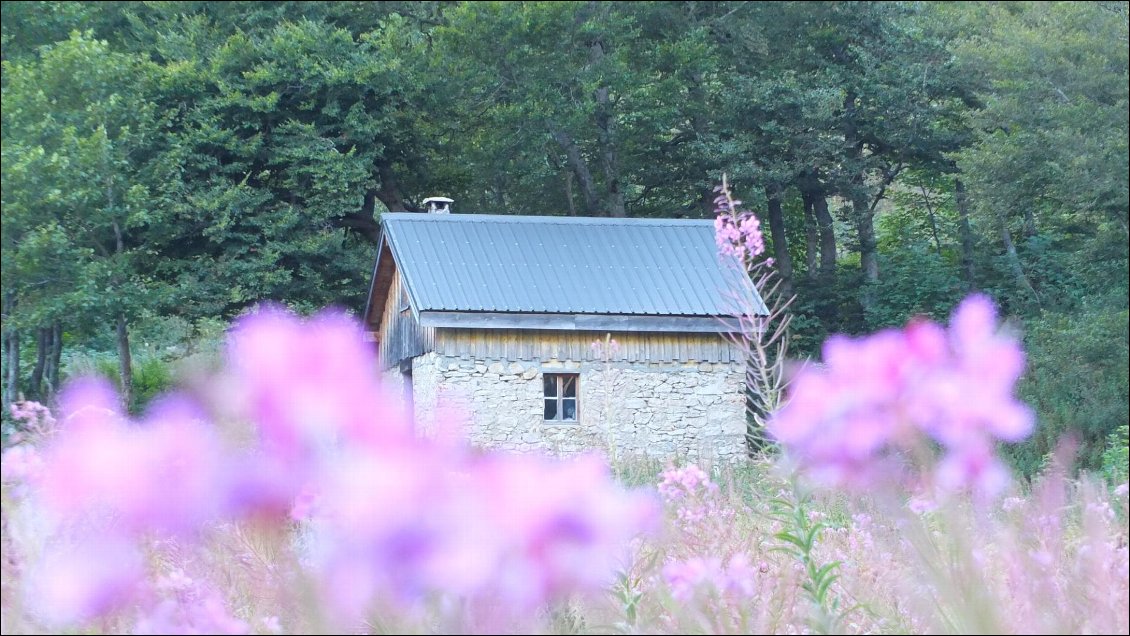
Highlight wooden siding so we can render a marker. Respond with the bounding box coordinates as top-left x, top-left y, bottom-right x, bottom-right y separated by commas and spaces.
376, 268, 434, 369
433, 329, 741, 364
